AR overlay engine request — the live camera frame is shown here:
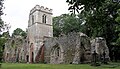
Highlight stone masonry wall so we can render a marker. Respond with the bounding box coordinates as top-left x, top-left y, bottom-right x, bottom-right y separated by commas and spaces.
44, 32, 91, 64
